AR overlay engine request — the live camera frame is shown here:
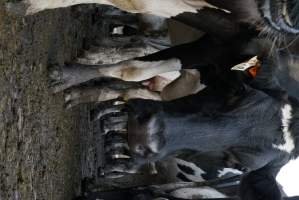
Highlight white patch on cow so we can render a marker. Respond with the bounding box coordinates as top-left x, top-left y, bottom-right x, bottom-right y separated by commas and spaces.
175, 158, 206, 182
23, 0, 222, 16
272, 104, 295, 153
140, 0, 219, 18
217, 168, 243, 178
170, 187, 227, 199
98, 59, 182, 82
158, 71, 181, 81
112, 26, 124, 35
276, 156, 299, 196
